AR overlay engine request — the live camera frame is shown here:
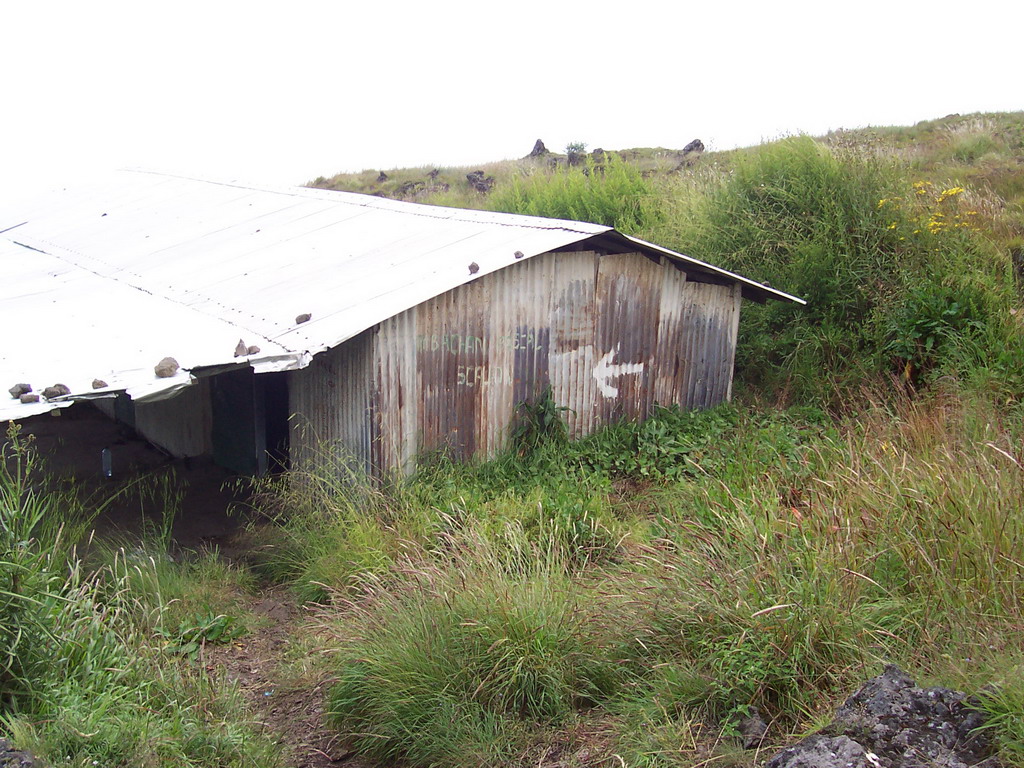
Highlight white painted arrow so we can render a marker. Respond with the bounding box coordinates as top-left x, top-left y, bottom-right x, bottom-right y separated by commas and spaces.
593, 344, 645, 398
